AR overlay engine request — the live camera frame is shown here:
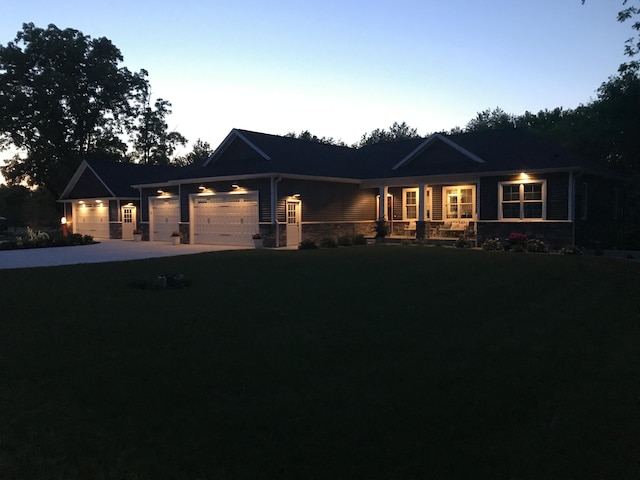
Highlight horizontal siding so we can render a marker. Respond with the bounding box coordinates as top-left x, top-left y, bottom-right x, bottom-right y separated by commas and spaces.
277, 179, 374, 223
